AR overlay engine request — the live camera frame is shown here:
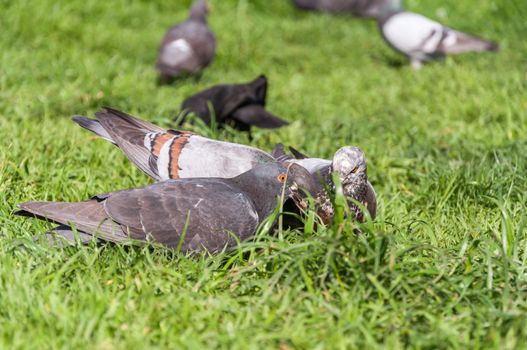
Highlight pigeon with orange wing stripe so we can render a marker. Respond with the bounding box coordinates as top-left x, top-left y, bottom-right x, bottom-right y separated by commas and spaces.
74, 107, 376, 221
